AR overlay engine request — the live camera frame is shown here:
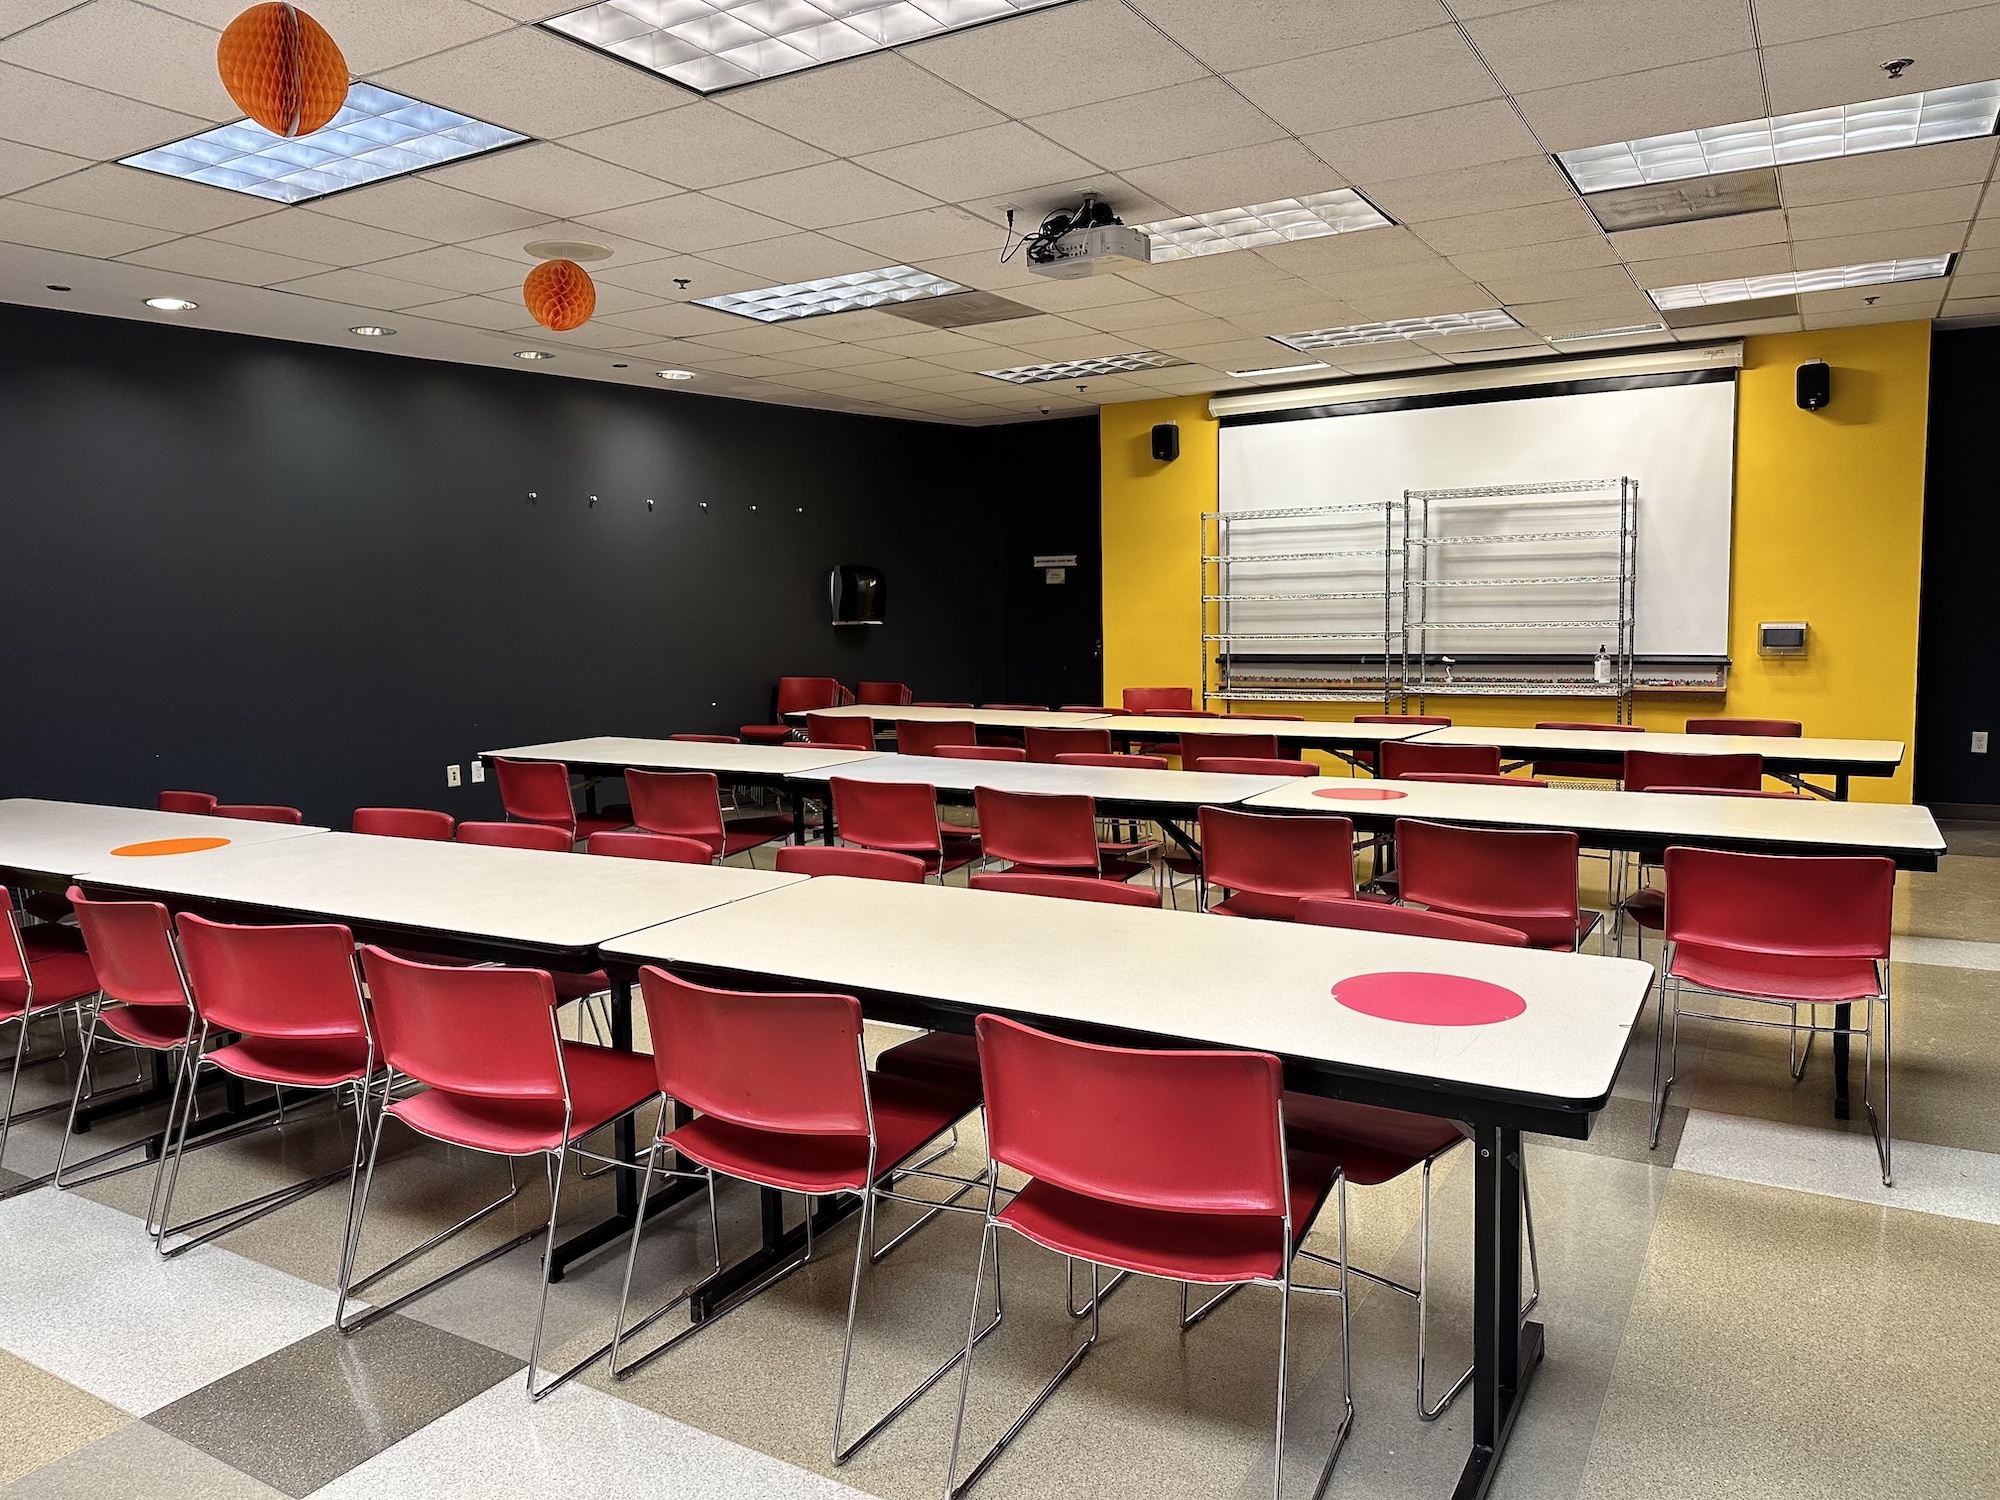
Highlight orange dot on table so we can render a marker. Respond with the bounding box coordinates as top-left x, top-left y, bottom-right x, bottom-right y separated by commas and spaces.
1333, 971, 1526, 1027
111, 837, 233, 857
1312, 786, 1408, 801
